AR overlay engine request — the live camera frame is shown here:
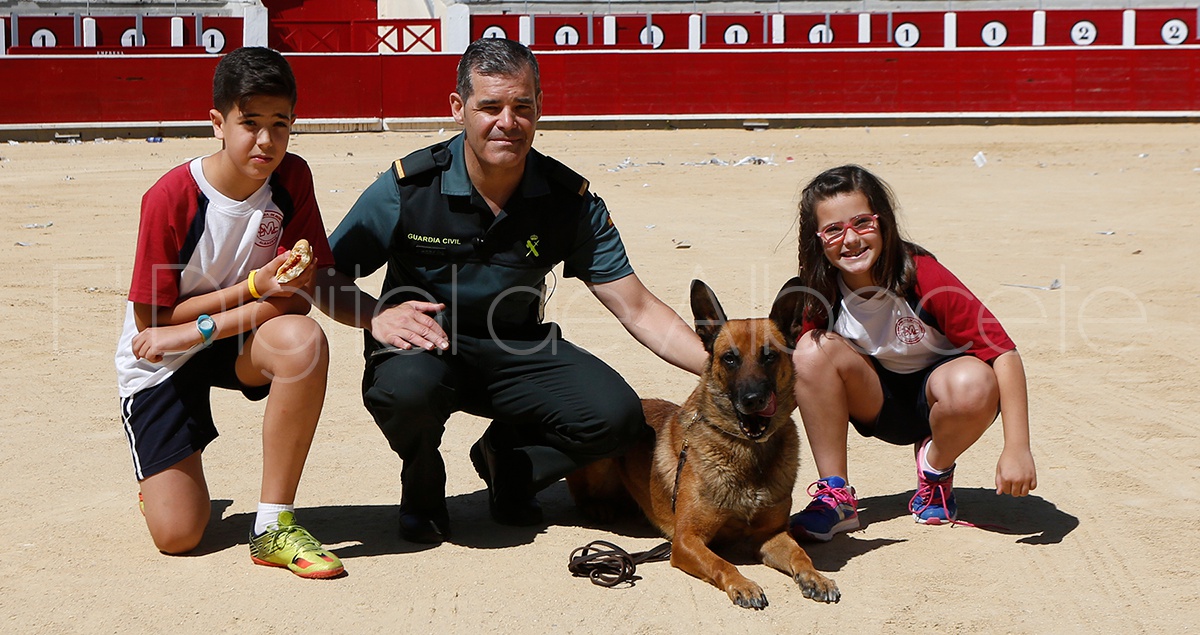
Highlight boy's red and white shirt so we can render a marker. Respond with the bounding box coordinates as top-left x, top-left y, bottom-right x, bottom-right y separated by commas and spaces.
115, 153, 333, 397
